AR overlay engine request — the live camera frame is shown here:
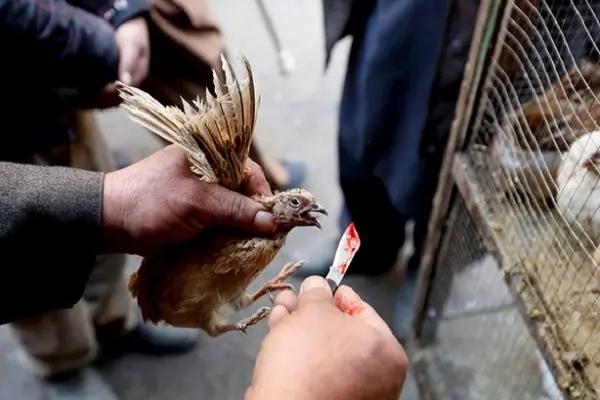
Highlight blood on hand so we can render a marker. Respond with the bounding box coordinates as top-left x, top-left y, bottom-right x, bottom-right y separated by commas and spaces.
334, 289, 366, 317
